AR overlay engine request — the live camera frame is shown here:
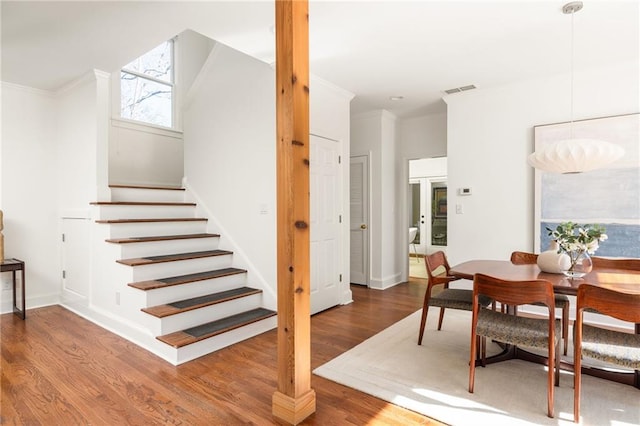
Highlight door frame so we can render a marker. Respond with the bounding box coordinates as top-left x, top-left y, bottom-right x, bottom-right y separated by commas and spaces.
403, 157, 448, 282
